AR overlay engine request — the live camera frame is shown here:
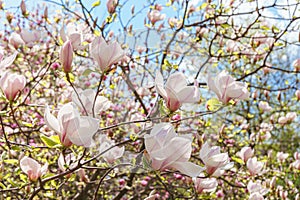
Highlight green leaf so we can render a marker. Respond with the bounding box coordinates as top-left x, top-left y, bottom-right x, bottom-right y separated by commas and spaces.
206, 98, 222, 111
40, 135, 61, 148
3, 159, 19, 165
231, 156, 244, 165
82, 69, 94, 76
92, 0, 101, 7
